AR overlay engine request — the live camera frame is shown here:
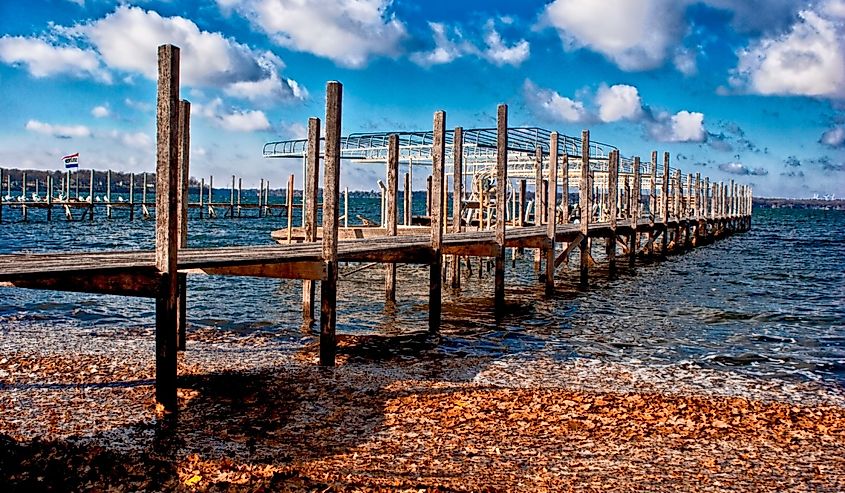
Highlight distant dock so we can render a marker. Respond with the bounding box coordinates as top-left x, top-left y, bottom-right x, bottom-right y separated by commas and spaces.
0, 45, 753, 414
